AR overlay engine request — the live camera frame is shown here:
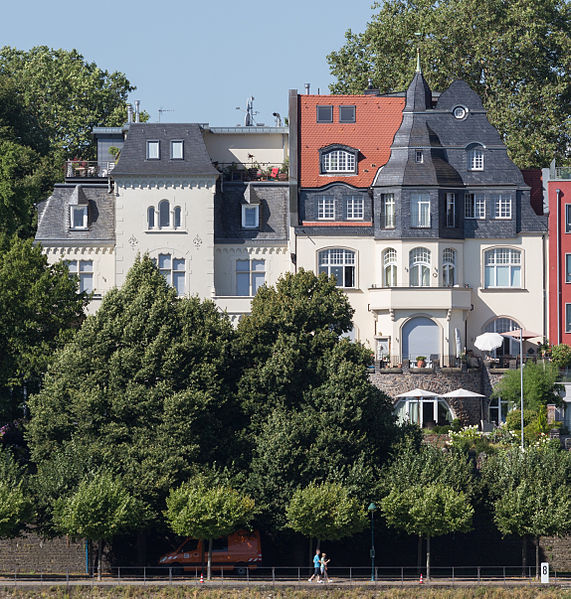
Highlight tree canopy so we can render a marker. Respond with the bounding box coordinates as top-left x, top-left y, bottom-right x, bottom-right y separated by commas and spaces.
327, 0, 571, 167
